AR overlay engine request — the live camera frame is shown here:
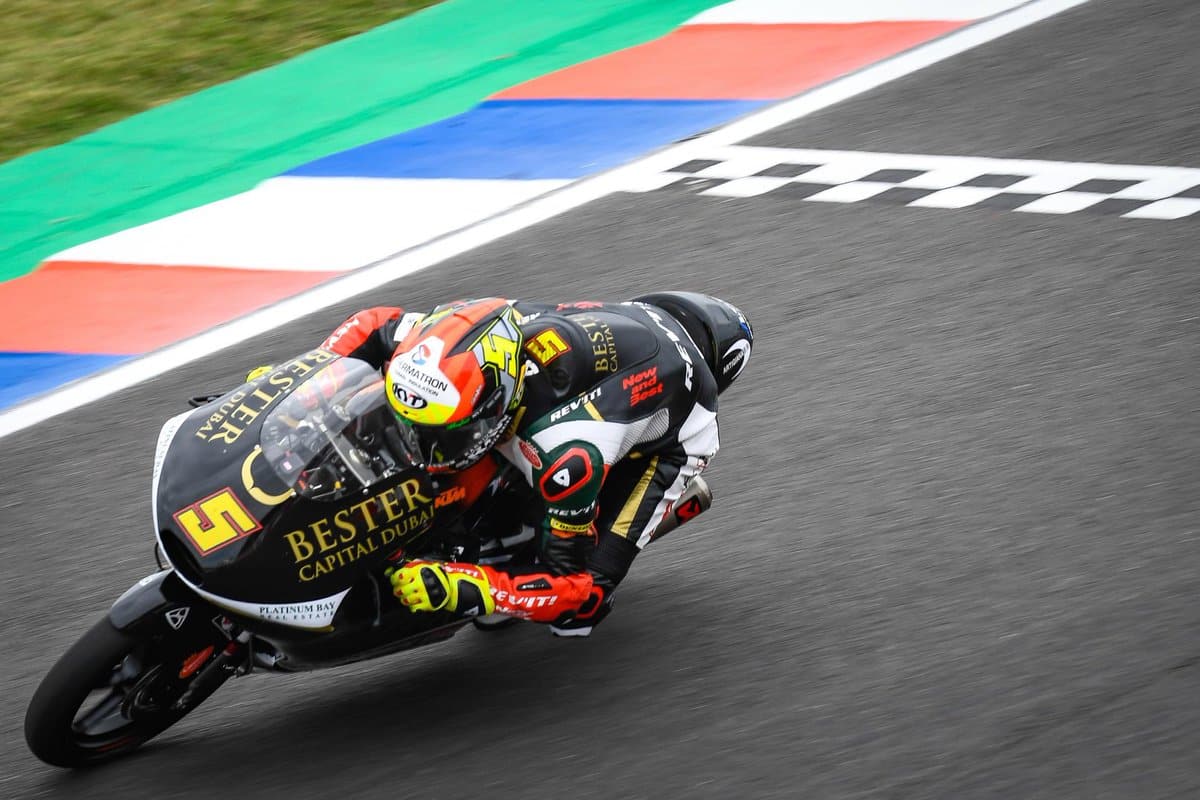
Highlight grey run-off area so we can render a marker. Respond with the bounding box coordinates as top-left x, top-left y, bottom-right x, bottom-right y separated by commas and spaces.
2, 0, 1198, 797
